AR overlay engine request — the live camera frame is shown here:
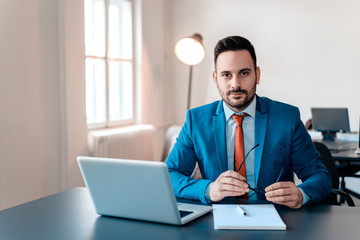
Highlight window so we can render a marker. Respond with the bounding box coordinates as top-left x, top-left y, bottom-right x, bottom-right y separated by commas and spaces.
85, 0, 134, 128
